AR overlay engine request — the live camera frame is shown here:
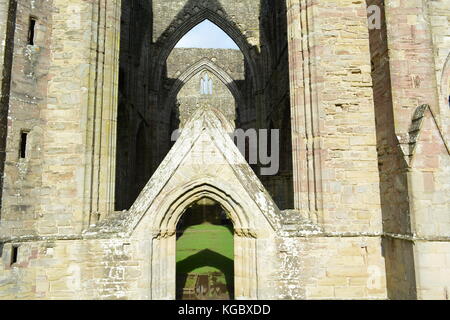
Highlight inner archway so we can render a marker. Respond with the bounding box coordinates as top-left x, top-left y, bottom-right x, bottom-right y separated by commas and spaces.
176, 198, 234, 300
113, 0, 293, 217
